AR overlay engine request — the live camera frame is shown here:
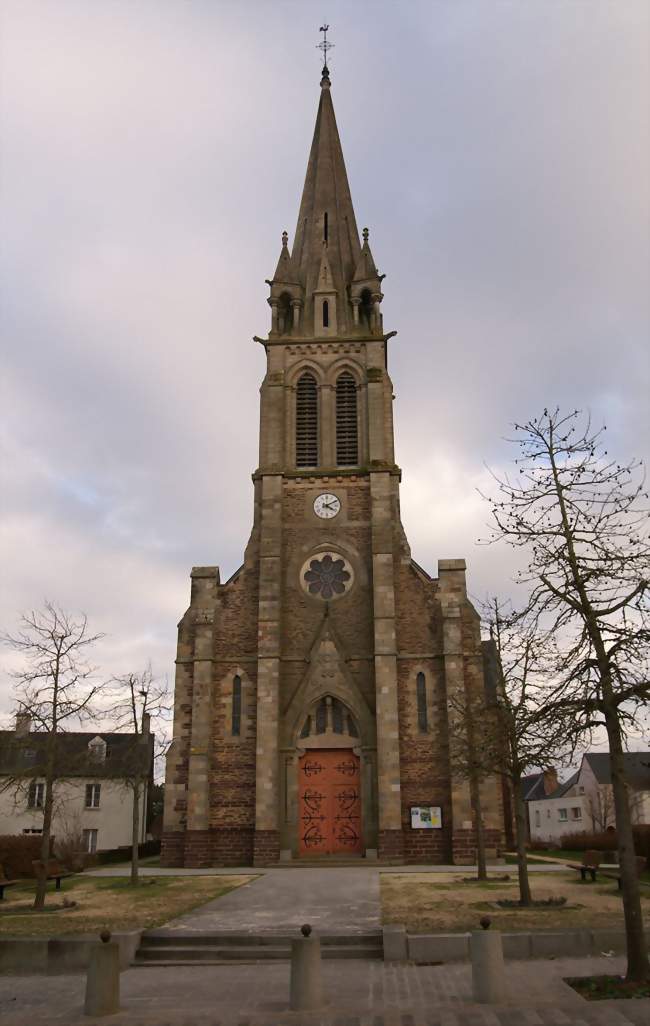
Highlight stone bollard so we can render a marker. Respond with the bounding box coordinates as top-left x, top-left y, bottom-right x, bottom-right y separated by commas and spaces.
289, 924, 324, 1011
471, 917, 505, 1004
84, 930, 120, 1017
